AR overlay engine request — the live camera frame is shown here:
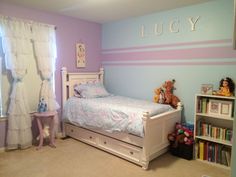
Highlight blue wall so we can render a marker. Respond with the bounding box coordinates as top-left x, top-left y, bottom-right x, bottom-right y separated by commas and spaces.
102, 0, 236, 123
102, 1, 236, 175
